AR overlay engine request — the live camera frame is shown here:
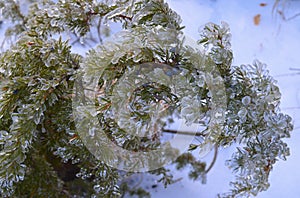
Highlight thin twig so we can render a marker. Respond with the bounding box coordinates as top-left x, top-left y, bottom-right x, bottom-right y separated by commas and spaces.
162, 128, 206, 137
274, 68, 300, 77
274, 72, 300, 77
277, 9, 300, 21
70, 33, 80, 46
286, 13, 300, 21
131, 174, 143, 190
0, 36, 7, 51
289, 67, 300, 71
281, 107, 300, 110
97, 17, 103, 44
204, 144, 218, 174
172, 177, 183, 183
115, 14, 133, 21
